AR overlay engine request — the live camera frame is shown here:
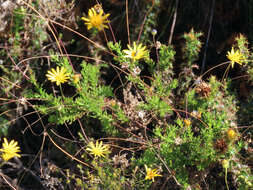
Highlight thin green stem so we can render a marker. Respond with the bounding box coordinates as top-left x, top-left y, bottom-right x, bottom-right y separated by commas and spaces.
0, 162, 4, 167
222, 63, 231, 82
59, 84, 65, 98
225, 168, 229, 190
